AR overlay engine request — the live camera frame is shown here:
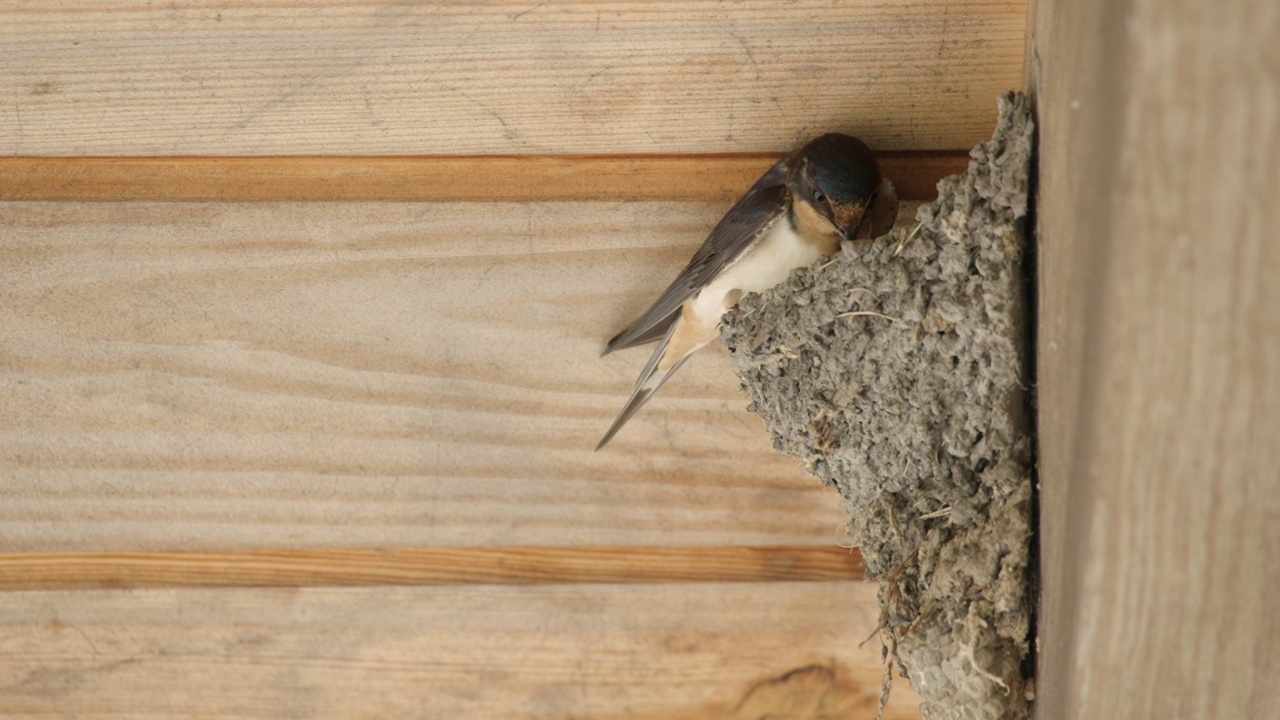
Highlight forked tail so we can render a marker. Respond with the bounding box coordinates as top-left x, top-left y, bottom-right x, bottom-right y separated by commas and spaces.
595, 319, 691, 450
